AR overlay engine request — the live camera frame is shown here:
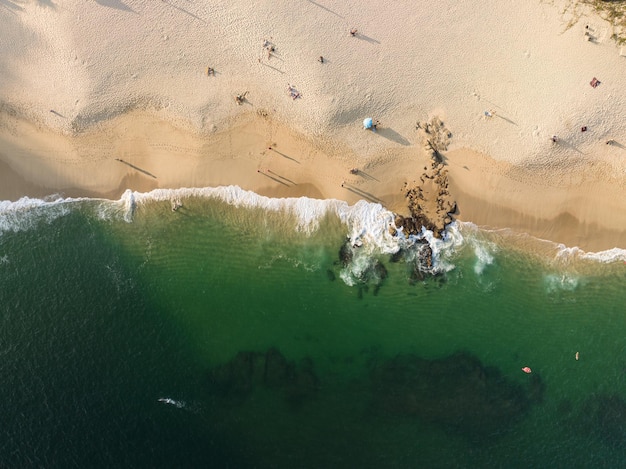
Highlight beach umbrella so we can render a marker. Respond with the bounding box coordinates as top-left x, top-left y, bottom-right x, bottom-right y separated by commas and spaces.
363, 117, 373, 129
